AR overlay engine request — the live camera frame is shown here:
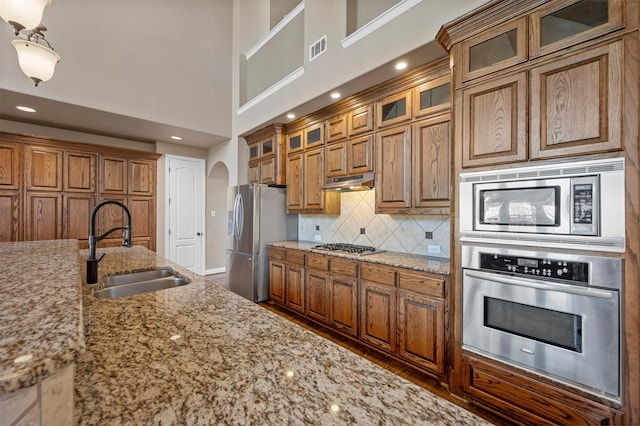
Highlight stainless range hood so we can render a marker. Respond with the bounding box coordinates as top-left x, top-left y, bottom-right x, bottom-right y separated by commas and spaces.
323, 172, 374, 192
